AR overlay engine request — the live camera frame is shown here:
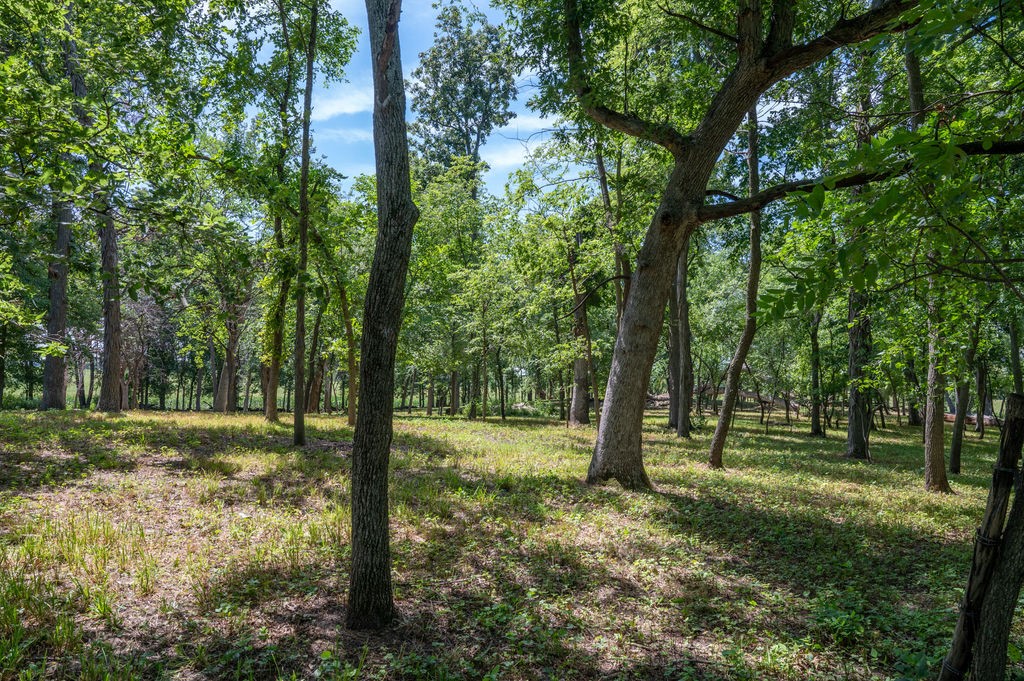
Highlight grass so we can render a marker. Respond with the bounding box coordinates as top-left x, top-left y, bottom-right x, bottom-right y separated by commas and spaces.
0, 407, 1021, 680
